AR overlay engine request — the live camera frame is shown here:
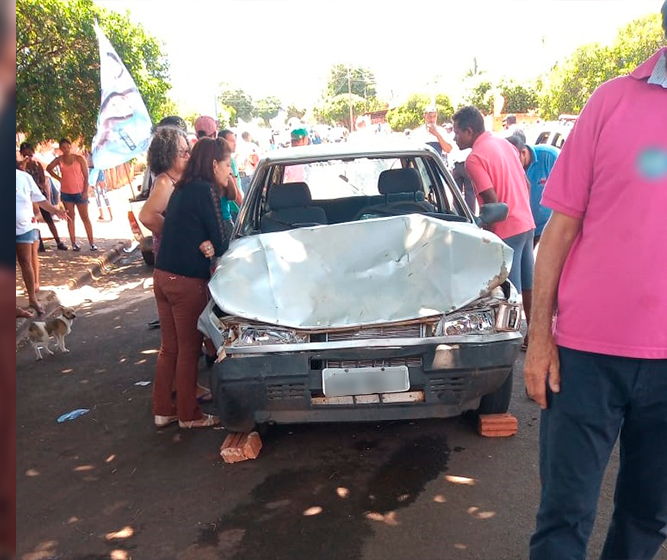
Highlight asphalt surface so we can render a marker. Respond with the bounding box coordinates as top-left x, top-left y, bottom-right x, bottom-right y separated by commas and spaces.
16, 250, 666, 560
